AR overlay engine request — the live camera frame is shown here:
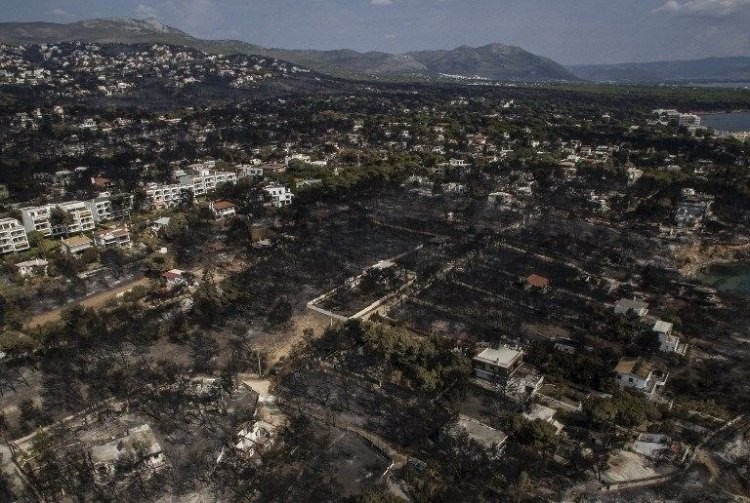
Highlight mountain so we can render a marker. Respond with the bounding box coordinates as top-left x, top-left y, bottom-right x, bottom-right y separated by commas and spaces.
569, 57, 750, 83
408, 44, 574, 81
0, 18, 577, 82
